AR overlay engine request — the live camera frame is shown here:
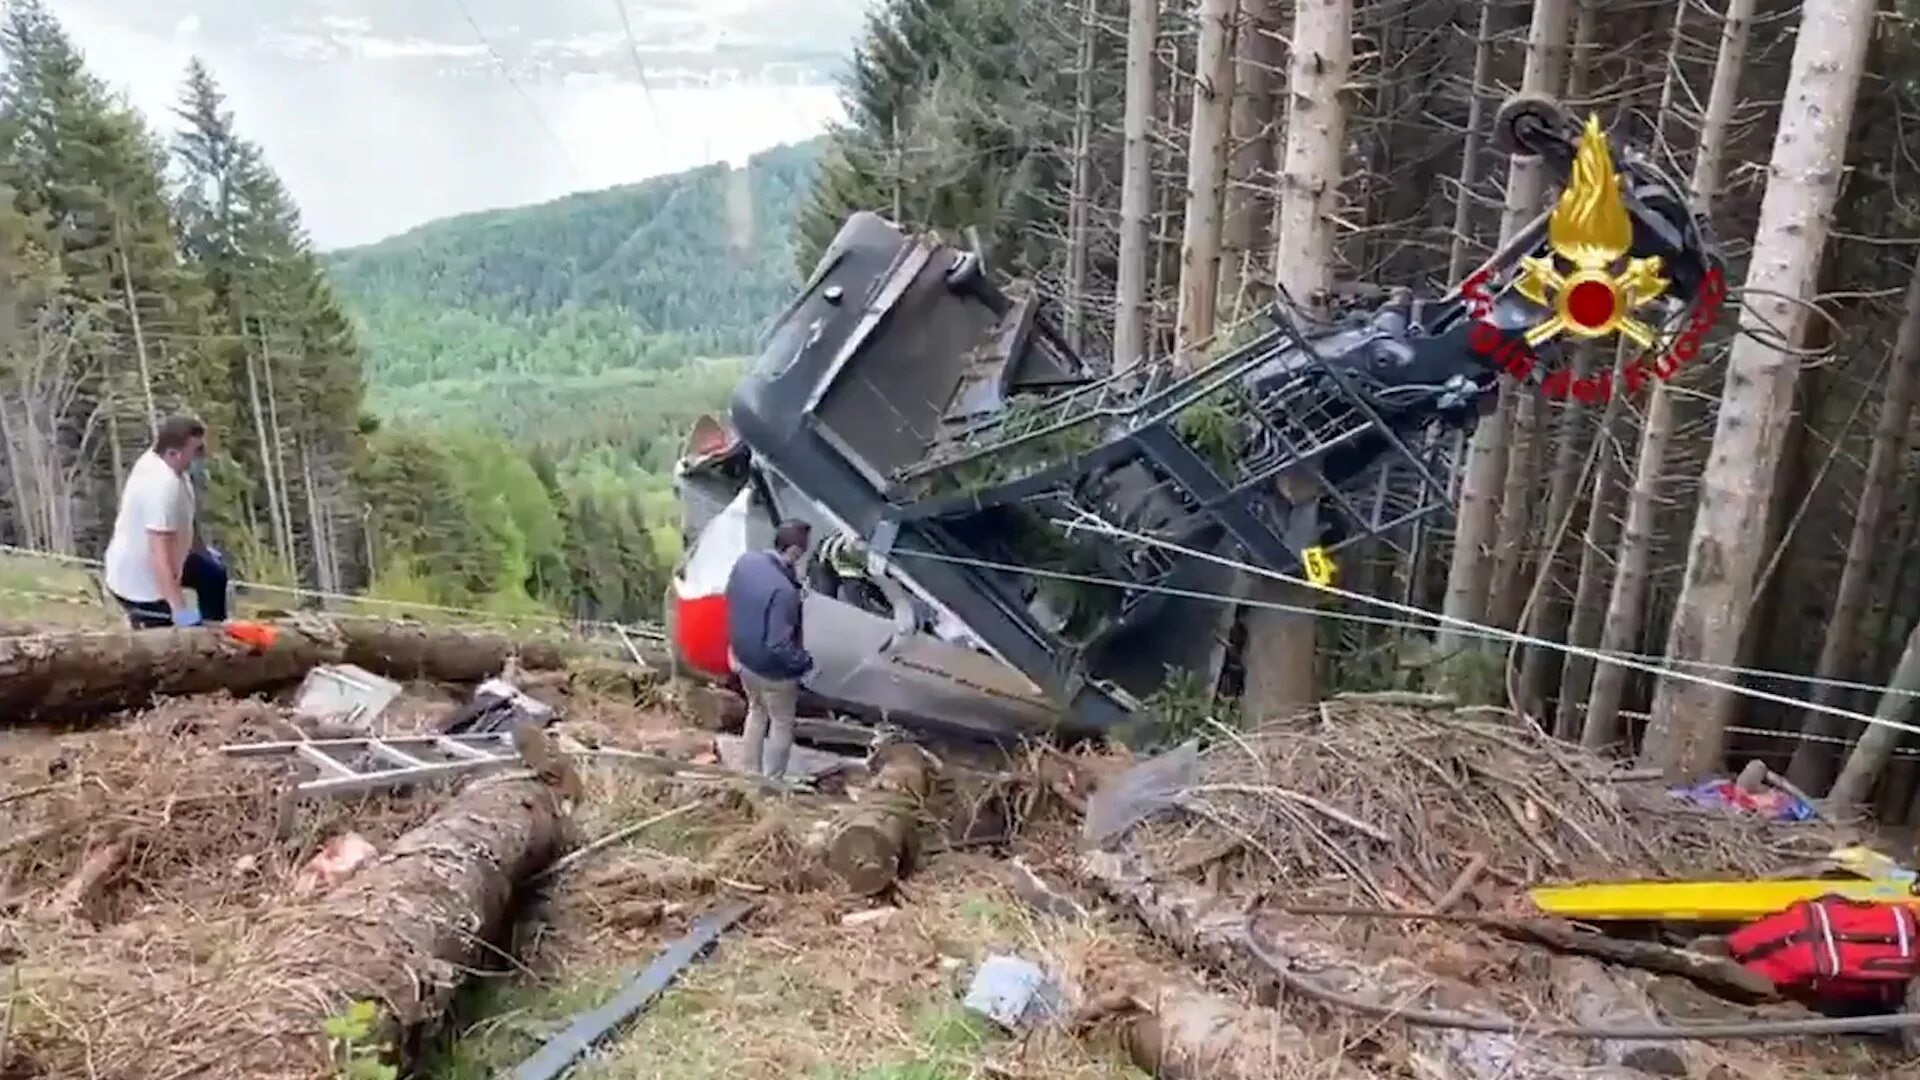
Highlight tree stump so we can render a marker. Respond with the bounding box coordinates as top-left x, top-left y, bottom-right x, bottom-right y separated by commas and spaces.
827, 740, 933, 895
